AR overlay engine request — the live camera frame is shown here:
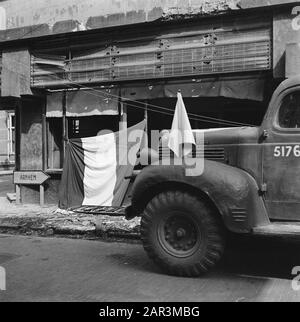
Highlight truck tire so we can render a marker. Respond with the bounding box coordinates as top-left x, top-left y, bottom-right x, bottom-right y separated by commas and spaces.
141, 191, 225, 277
